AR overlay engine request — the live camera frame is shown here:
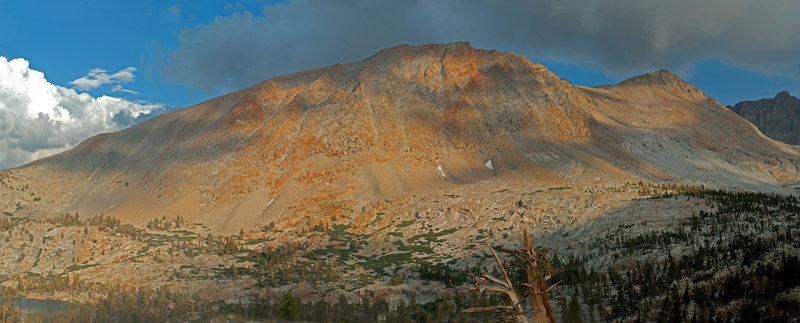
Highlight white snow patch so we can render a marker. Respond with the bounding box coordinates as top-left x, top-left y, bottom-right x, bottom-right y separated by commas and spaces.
485, 160, 493, 170
437, 165, 446, 177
